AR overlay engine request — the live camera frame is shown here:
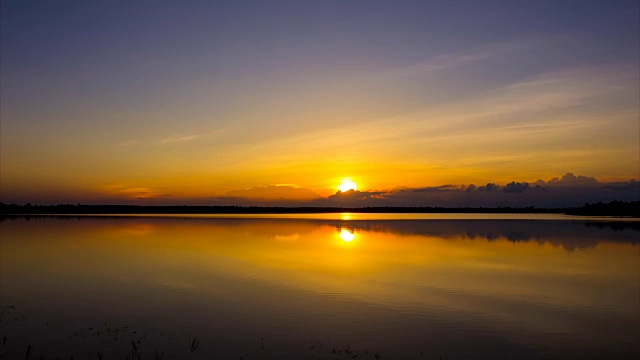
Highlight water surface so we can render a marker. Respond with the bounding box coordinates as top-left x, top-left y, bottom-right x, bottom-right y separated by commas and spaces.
1, 215, 638, 359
